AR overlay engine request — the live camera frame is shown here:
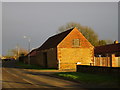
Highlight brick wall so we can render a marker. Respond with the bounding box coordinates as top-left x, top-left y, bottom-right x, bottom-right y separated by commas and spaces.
58, 48, 93, 70
23, 56, 28, 64
77, 65, 120, 74
35, 52, 44, 66
46, 48, 58, 68
58, 28, 93, 48
57, 28, 94, 70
